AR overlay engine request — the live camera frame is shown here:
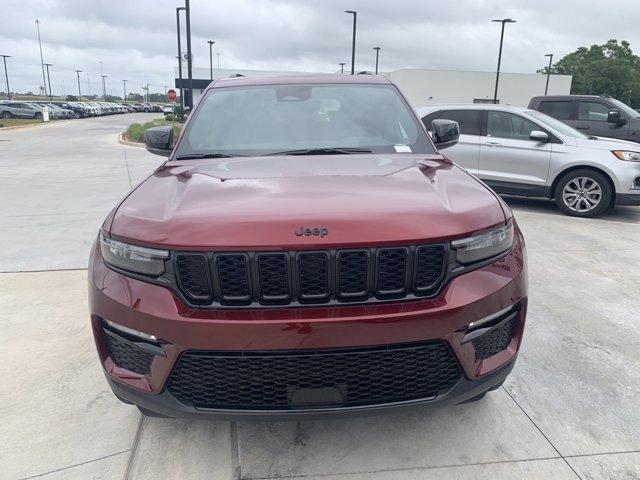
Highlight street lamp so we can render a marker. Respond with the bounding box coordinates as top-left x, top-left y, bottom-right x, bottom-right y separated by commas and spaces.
345, 10, 357, 75
101, 75, 108, 101
1, 55, 11, 100
44, 63, 53, 101
185, 0, 194, 109
339, 62, 346, 74
35, 20, 47, 97
491, 18, 516, 104
207, 40, 215, 80
176, 7, 186, 114
373, 46, 381, 75
544, 53, 553, 95
75, 69, 82, 100
122, 79, 127, 103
